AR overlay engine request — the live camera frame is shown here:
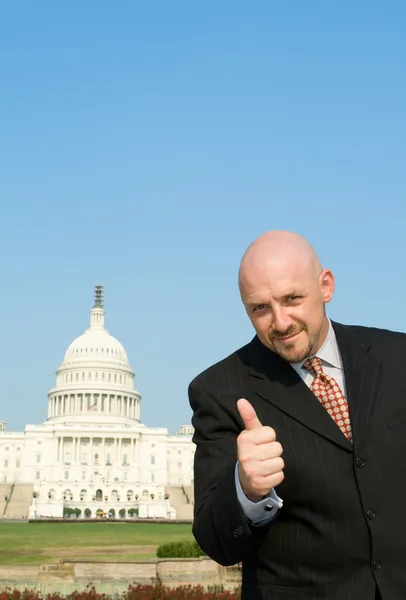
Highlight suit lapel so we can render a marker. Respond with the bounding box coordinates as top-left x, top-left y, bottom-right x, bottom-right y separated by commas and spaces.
248, 336, 352, 451
331, 322, 380, 451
